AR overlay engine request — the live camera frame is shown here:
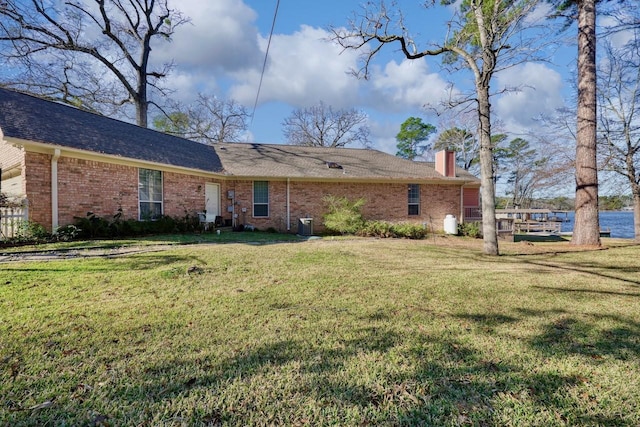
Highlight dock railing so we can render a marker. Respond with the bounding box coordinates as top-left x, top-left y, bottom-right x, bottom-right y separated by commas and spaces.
513, 220, 562, 234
